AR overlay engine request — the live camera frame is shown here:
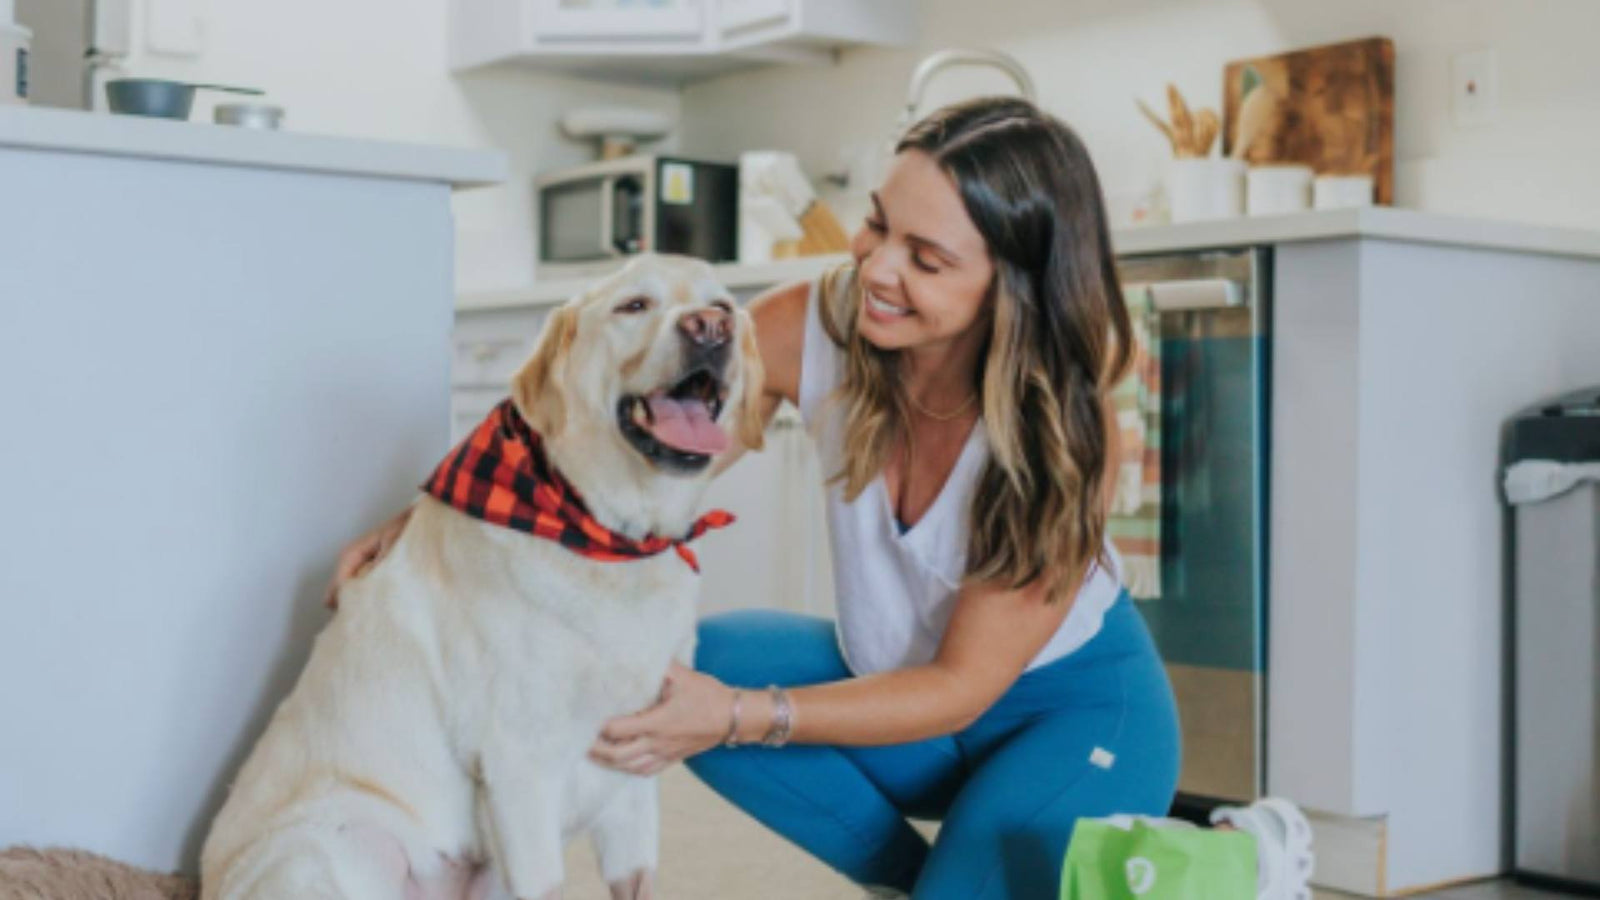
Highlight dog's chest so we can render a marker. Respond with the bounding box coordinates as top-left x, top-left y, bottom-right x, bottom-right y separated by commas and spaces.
454, 536, 700, 727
